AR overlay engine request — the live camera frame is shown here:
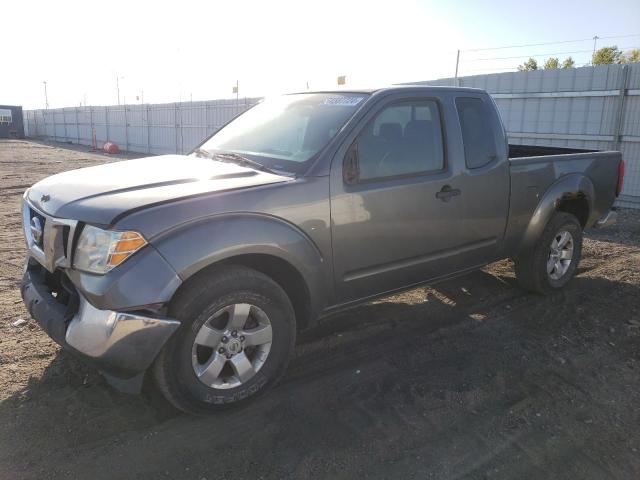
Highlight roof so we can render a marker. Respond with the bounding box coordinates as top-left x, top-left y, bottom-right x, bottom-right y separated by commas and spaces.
290, 85, 485, 95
